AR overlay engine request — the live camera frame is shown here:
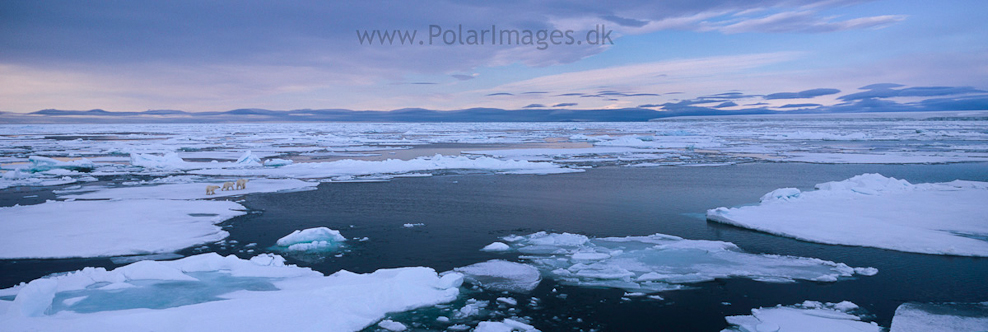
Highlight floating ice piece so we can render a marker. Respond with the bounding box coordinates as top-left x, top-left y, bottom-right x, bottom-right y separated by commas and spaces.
377, 319, 407, 331
0, 253, 463, 332
707, 173, 988, 256
275, 227, 346, 252
0, 199, 245, 259
722, 301, 882, 332
0, 169, 79, 190
481, 242, 511, 252
234, 150, 262, 166
501, 232, 875, 293
27, 156, 95, 172
263, 158, 293, 167
475, 318, 541, 332
61, 178, 318, 200
890, 302, 988, 332
403, 223, 425, 228
454, 260, 542, 293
